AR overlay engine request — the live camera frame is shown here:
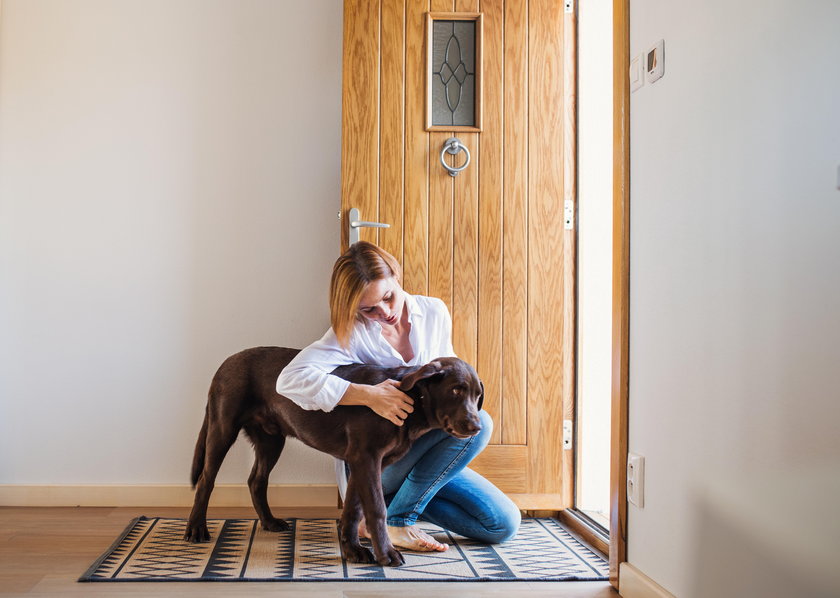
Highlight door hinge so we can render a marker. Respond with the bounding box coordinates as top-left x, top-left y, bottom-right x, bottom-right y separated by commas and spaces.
564, 0, 574, 14
564, 200, 575, 230
563, 419, 573, 450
